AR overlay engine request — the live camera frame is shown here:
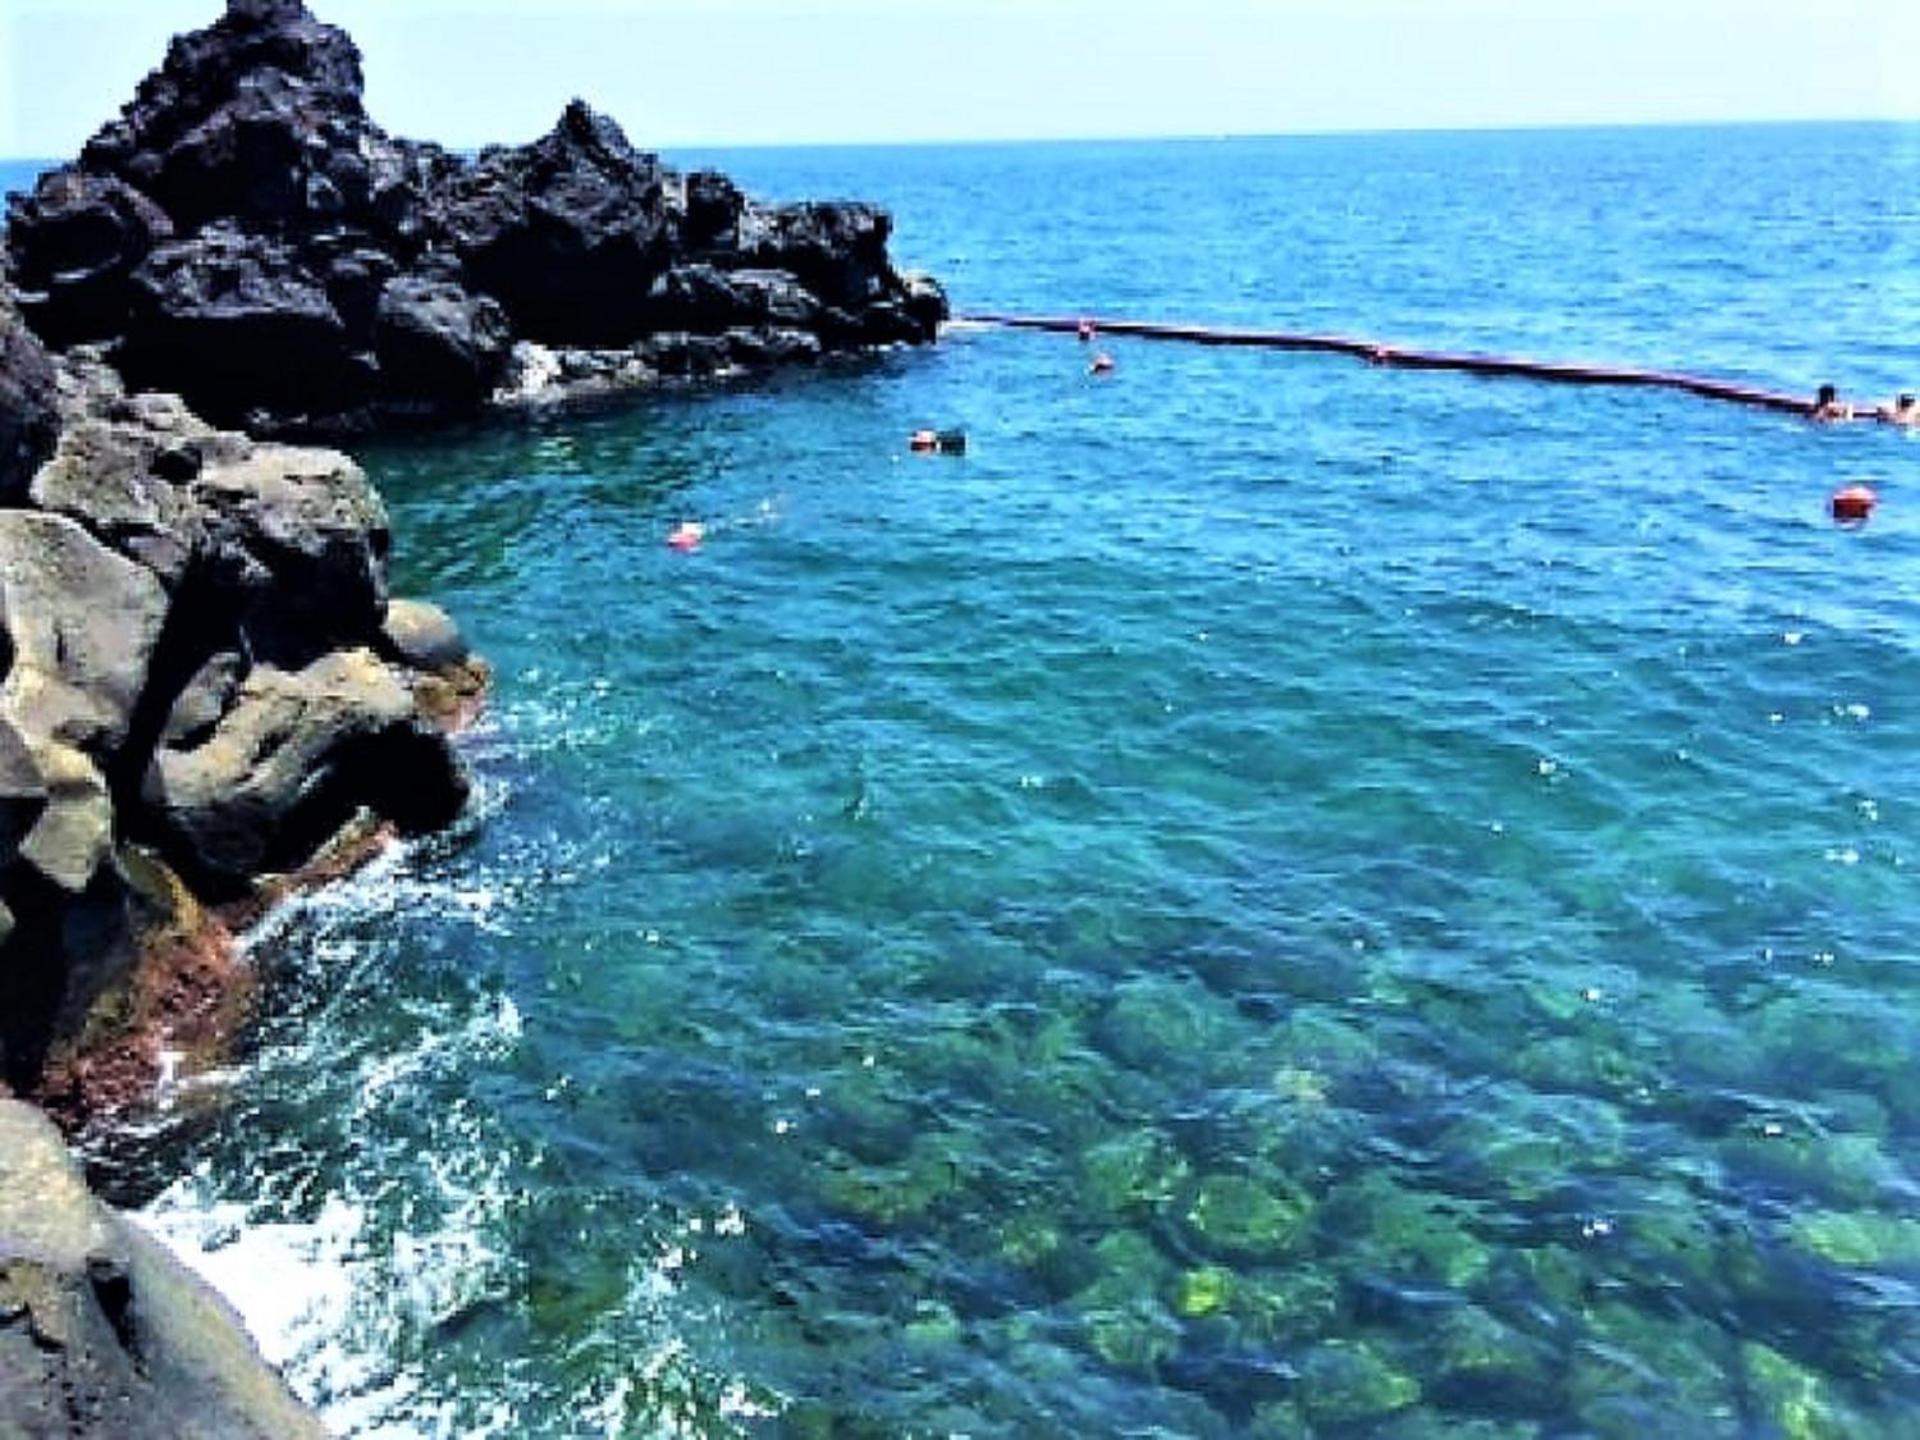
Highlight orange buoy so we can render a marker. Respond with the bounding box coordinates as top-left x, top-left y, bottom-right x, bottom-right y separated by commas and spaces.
909, 429, 938, 452
667, 521, 705, 551
1089, 352, 1115, 375
1830, 485, 1878, 523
